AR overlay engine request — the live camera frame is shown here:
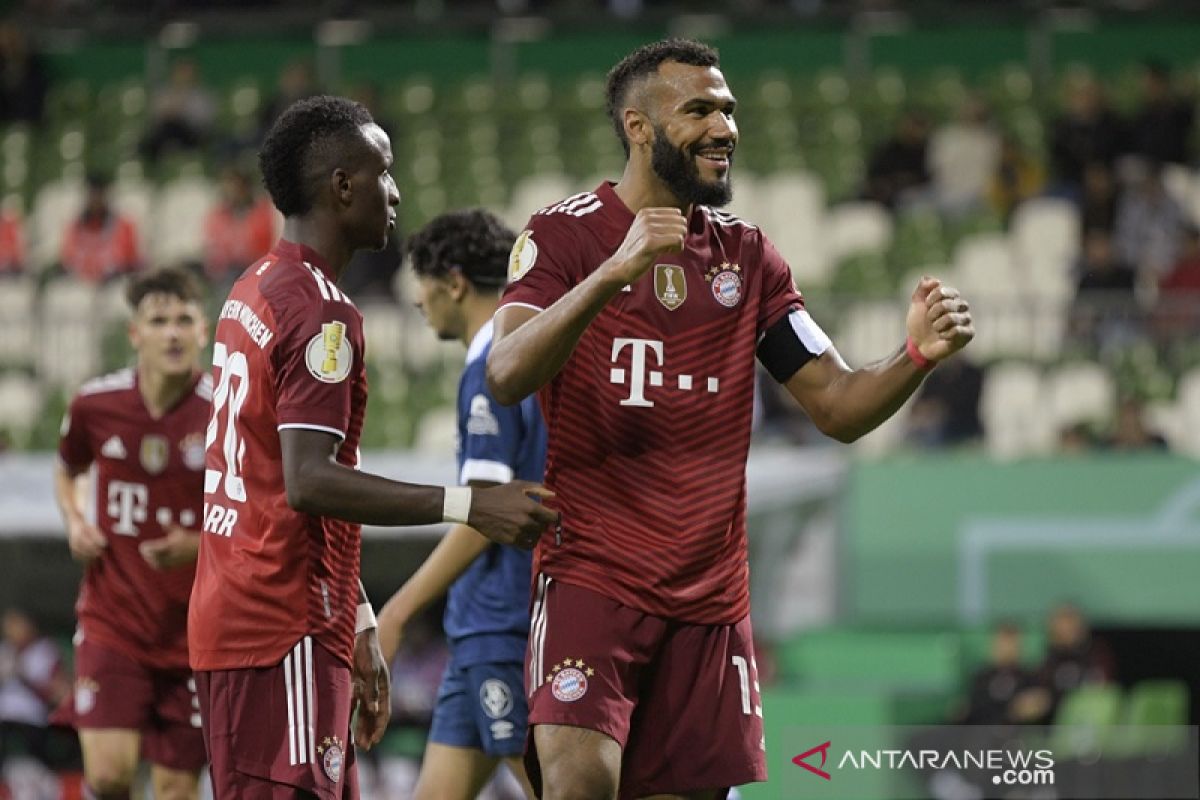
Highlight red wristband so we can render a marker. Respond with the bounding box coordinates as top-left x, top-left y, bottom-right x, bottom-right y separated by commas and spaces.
905, 336, 935, 371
